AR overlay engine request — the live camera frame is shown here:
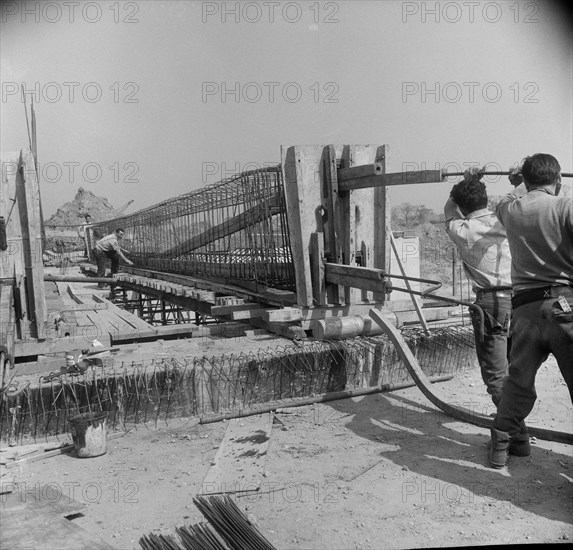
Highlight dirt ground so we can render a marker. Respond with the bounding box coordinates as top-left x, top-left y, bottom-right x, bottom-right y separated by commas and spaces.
4, 355, 572, 549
